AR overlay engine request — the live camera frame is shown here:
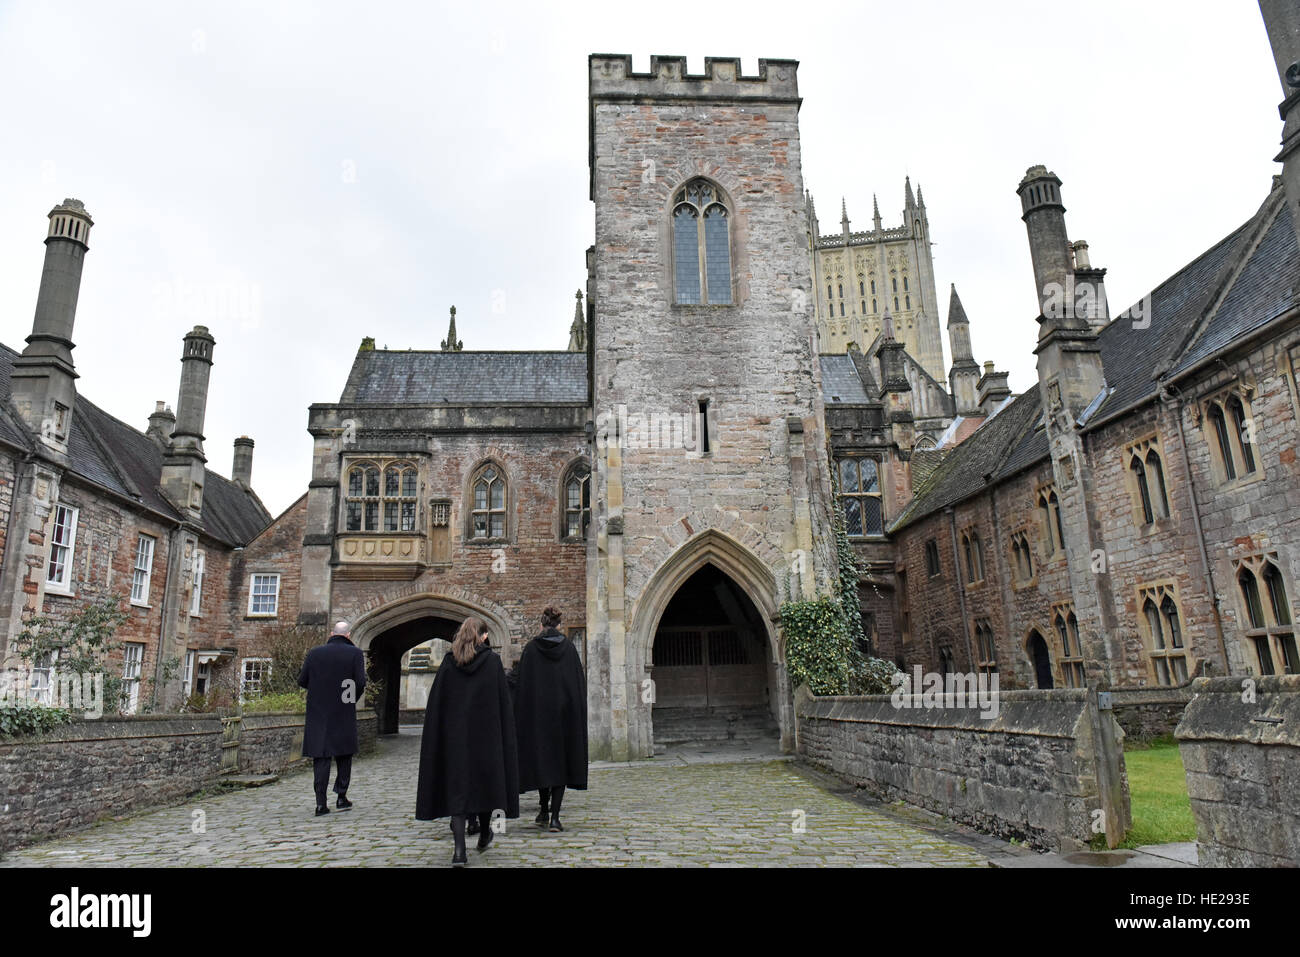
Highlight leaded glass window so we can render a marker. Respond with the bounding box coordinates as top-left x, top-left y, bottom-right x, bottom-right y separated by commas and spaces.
672, 179, 732, 305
